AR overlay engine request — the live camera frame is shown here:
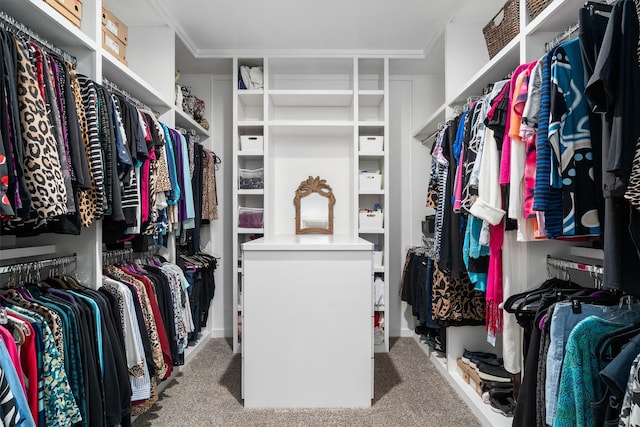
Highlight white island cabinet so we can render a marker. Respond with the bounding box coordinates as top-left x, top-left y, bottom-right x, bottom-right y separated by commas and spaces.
242, 234, 374, 408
